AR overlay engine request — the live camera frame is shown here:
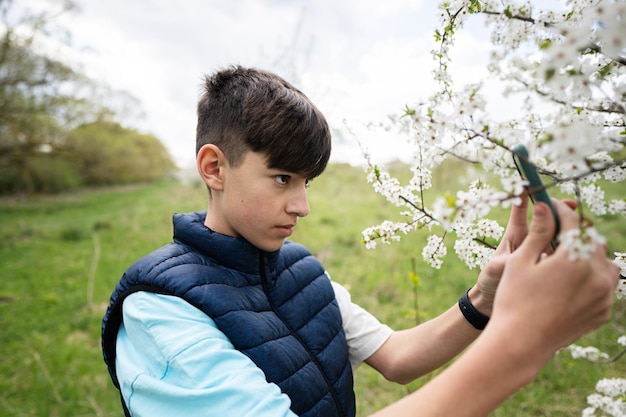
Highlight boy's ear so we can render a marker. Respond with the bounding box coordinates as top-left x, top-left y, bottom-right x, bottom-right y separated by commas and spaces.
197, 144, 226, 191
